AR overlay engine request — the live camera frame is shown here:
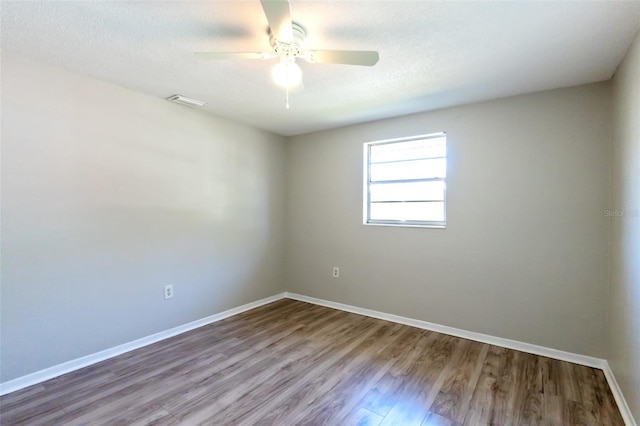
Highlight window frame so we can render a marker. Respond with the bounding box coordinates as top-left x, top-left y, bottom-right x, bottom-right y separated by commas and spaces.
363, 132, 447, 229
